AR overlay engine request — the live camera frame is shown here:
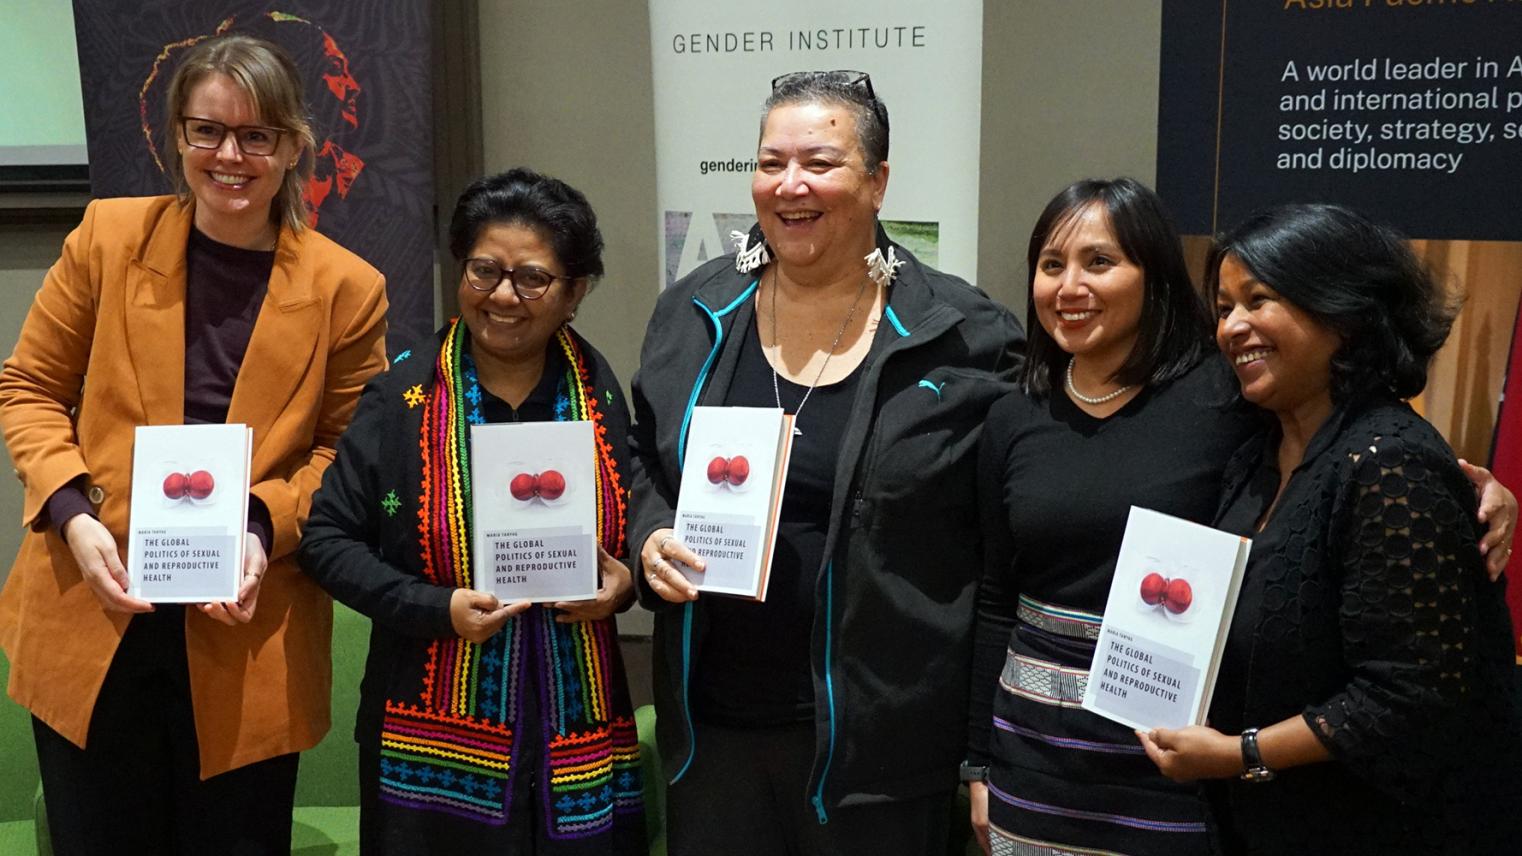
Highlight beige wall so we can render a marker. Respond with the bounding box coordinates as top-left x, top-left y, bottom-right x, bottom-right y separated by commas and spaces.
0, 224, 72, 585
